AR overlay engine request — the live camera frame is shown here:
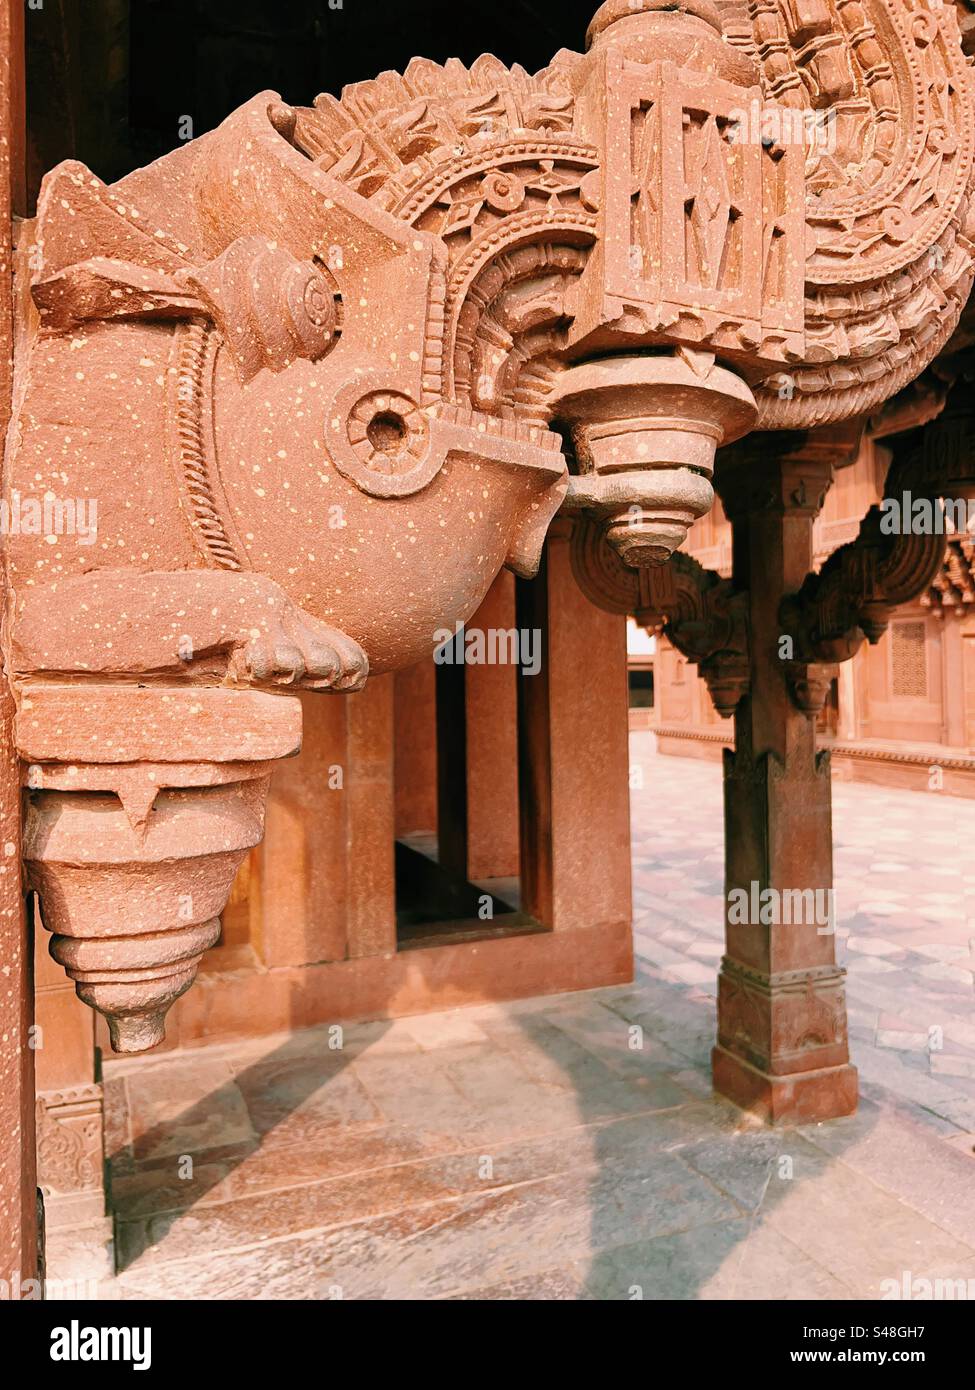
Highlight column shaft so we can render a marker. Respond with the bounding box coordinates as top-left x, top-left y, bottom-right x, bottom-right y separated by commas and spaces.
715, 447, 857, 1123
